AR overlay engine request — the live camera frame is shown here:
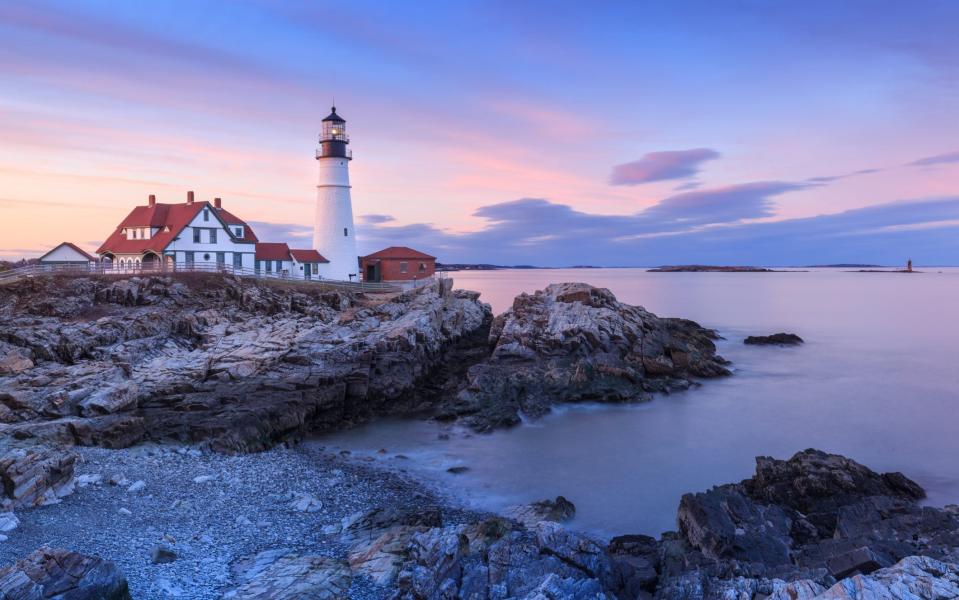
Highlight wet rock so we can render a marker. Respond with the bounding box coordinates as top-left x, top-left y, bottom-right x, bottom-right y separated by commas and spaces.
0, 546, 131, 599
0, 445, 76, 509
678, 484, 794, 565
743, 449, 925, 537
744, 333, 804, 345
505, 496, 576, 528
446, 283, 730, 431
224, 549, 351, 599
